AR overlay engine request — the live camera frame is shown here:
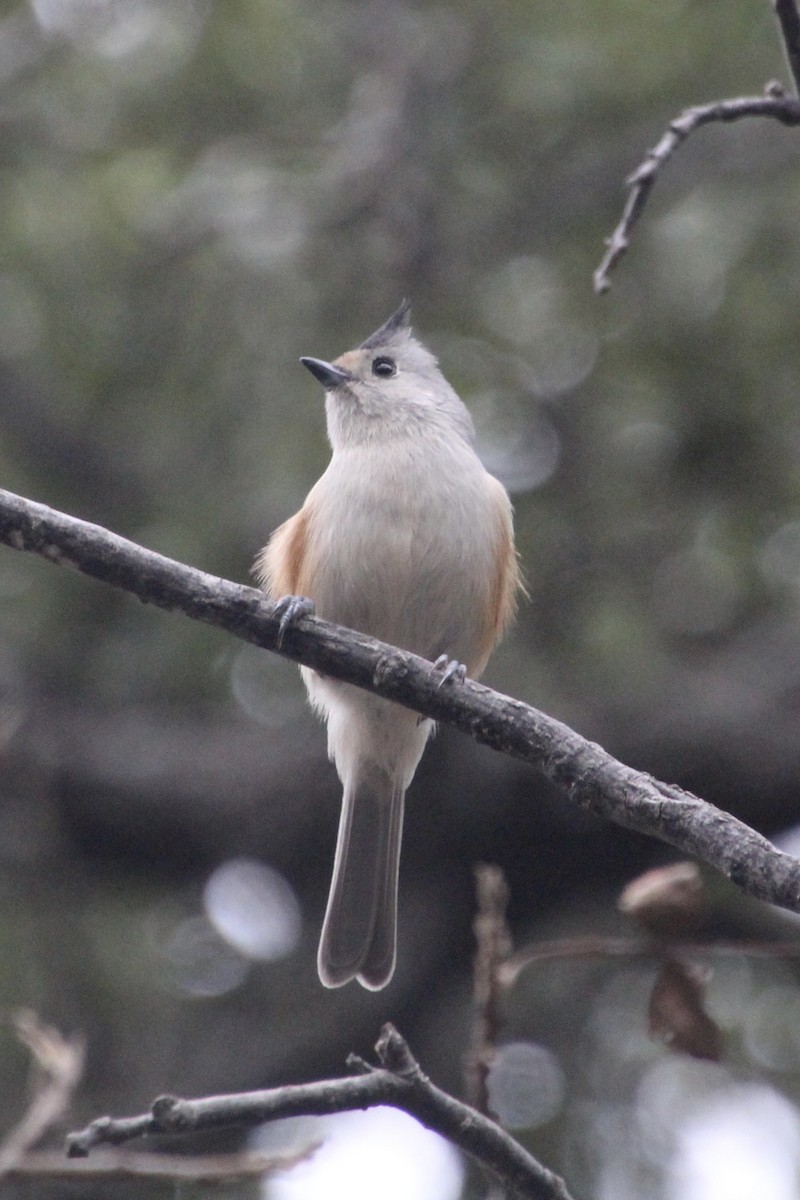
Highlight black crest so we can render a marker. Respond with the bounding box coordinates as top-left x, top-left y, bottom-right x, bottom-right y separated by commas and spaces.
360, 300, 412, 350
